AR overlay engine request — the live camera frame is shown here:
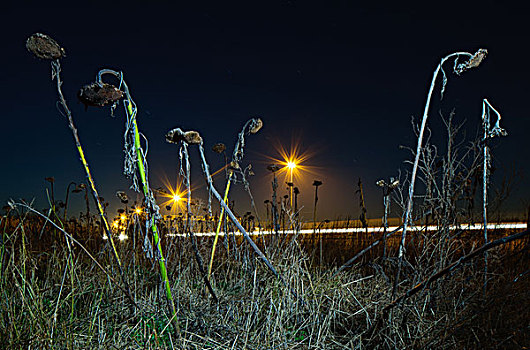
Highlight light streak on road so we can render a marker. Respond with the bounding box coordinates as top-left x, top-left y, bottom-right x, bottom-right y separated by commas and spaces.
165, 222, 528, 238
